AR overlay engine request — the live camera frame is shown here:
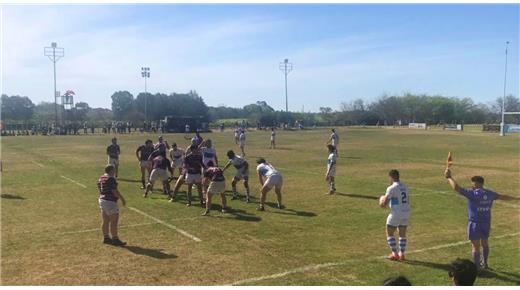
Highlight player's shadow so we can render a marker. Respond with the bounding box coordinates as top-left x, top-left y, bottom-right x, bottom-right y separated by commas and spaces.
1, 194, 25, 200
123, 246, 177, 259
225, 208, 262, 222
264, 202, 317, 217
402, 259, 451, 271
335, 192, 379, 200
